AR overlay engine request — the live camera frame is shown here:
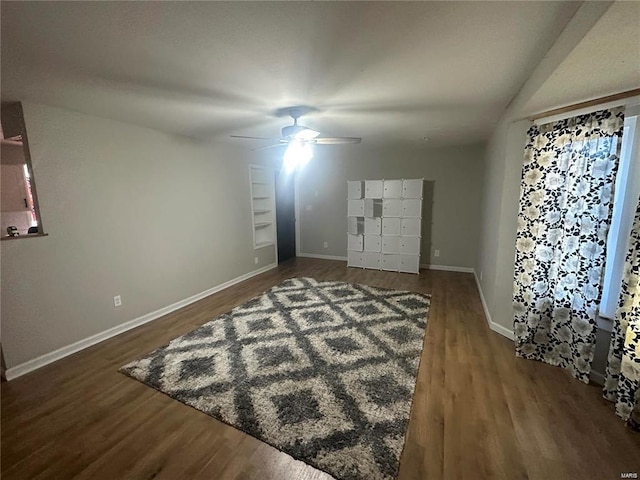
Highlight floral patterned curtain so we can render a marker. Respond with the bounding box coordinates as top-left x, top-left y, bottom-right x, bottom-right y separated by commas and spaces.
603, 197, 640, 430
513, 107, 625, 383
